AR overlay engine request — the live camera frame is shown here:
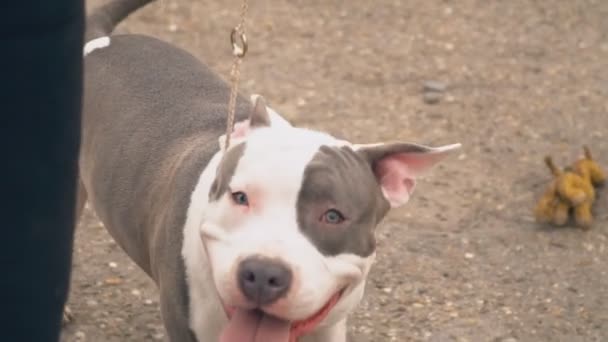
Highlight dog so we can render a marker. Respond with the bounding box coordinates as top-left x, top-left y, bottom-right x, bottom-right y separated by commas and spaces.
77, 0, 461, 341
